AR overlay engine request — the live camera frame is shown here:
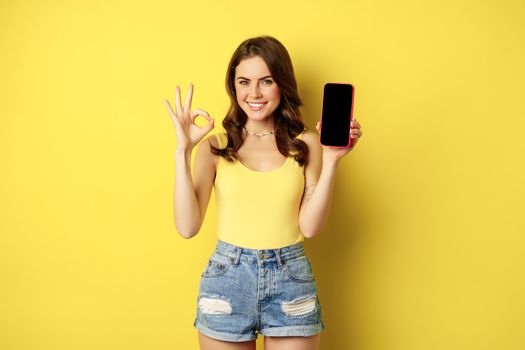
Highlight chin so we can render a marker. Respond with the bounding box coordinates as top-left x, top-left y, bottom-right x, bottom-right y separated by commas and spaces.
247, 113, 273, 121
